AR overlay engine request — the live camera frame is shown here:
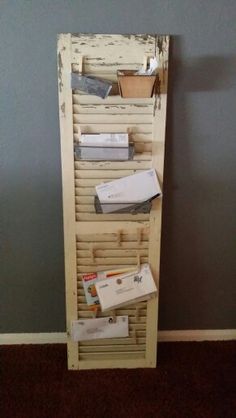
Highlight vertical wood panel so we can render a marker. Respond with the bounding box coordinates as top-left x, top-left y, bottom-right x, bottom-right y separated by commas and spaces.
57, 34, 79, 369
146, 36, 169, 366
